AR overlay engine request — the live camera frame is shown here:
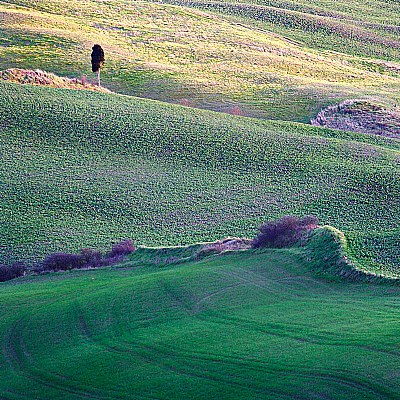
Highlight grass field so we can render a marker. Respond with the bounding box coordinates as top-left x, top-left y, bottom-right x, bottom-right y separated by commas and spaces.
1, 0, 400, 121
1, 0, 400, 397
1, 234, 399, 399
1, 81, 399, 276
